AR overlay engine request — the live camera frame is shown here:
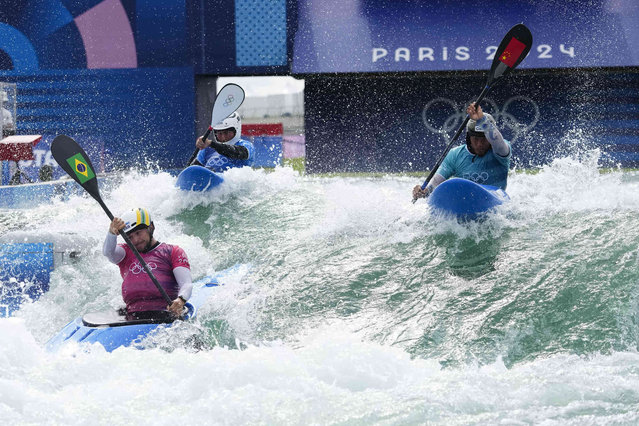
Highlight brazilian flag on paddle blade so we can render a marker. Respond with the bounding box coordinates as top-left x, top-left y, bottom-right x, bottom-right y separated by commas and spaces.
65, 152, 95, 184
